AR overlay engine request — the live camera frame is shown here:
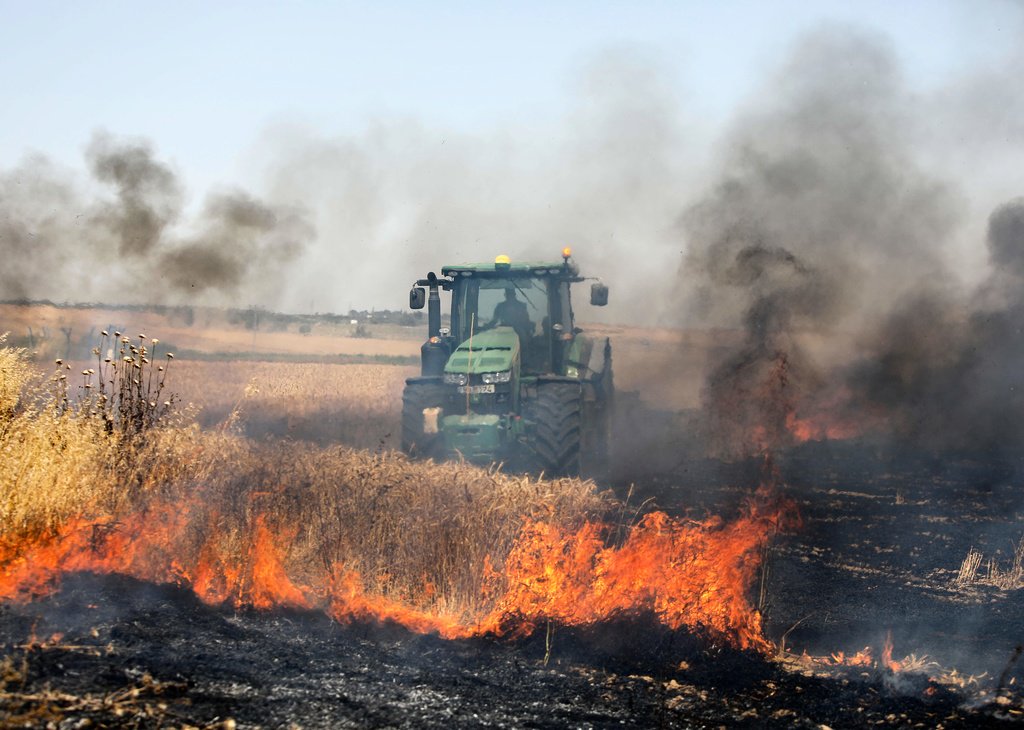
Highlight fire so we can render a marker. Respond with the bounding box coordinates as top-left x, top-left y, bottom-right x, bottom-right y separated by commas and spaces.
806, 631, 909, 673
0, 490, 796, 654
829, 648, 874, 667
473, 496, 793, 651
785, 411, 860, 444
881, 629, 903, 672
0, 507, 308, 611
